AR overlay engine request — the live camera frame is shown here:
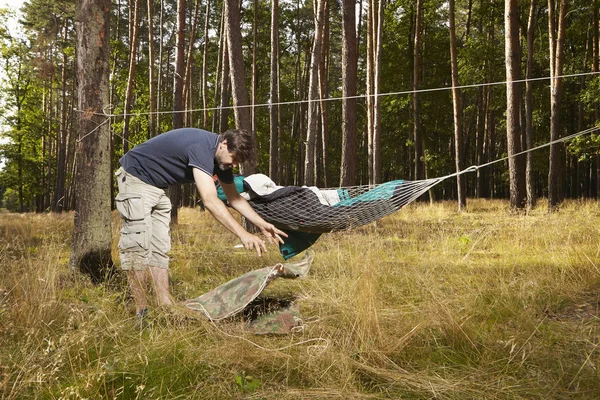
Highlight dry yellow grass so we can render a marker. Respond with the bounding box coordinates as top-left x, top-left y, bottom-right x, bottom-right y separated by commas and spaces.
1, 199, 599, 399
